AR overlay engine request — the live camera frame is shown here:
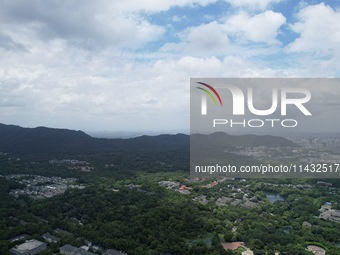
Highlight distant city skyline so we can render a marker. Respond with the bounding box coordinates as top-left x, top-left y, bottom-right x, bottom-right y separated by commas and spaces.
1, 1, 340, 132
